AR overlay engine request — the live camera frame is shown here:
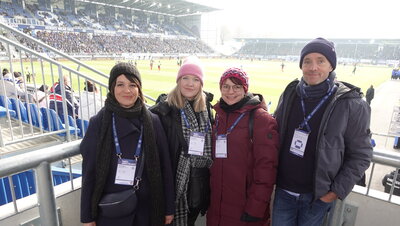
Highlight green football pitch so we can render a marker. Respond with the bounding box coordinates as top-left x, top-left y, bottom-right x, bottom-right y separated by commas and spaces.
12, 58, 391, 112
